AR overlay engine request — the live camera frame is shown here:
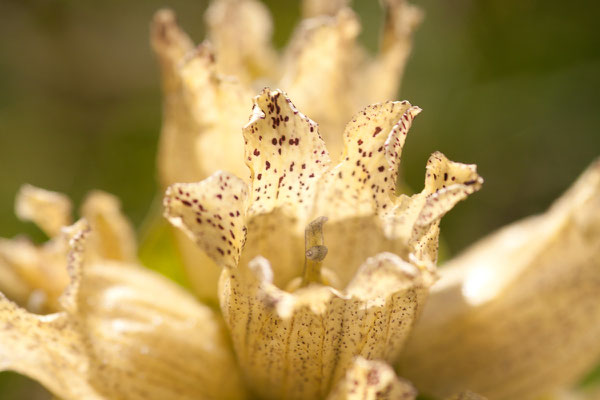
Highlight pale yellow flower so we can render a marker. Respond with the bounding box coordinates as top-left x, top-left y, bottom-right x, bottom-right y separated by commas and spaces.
150, 0, 422, 301
163, 88, 481, 399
